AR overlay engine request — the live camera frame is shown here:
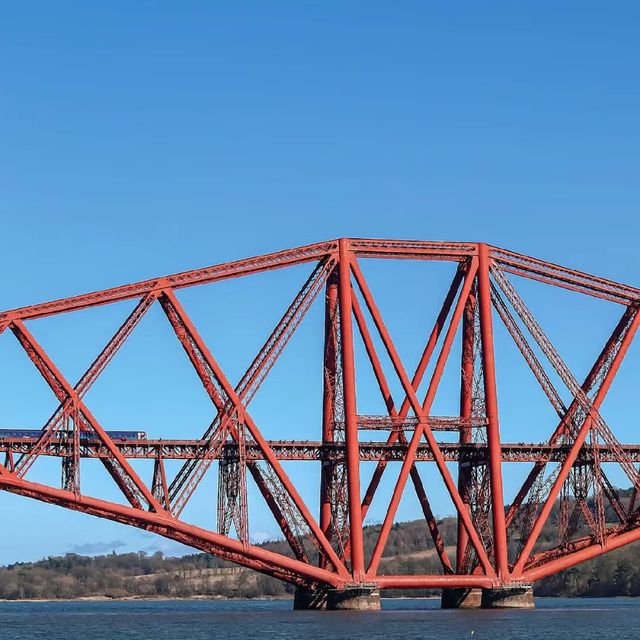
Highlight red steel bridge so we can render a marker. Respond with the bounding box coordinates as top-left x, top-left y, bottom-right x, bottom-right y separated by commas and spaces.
1, 238, 640, 609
